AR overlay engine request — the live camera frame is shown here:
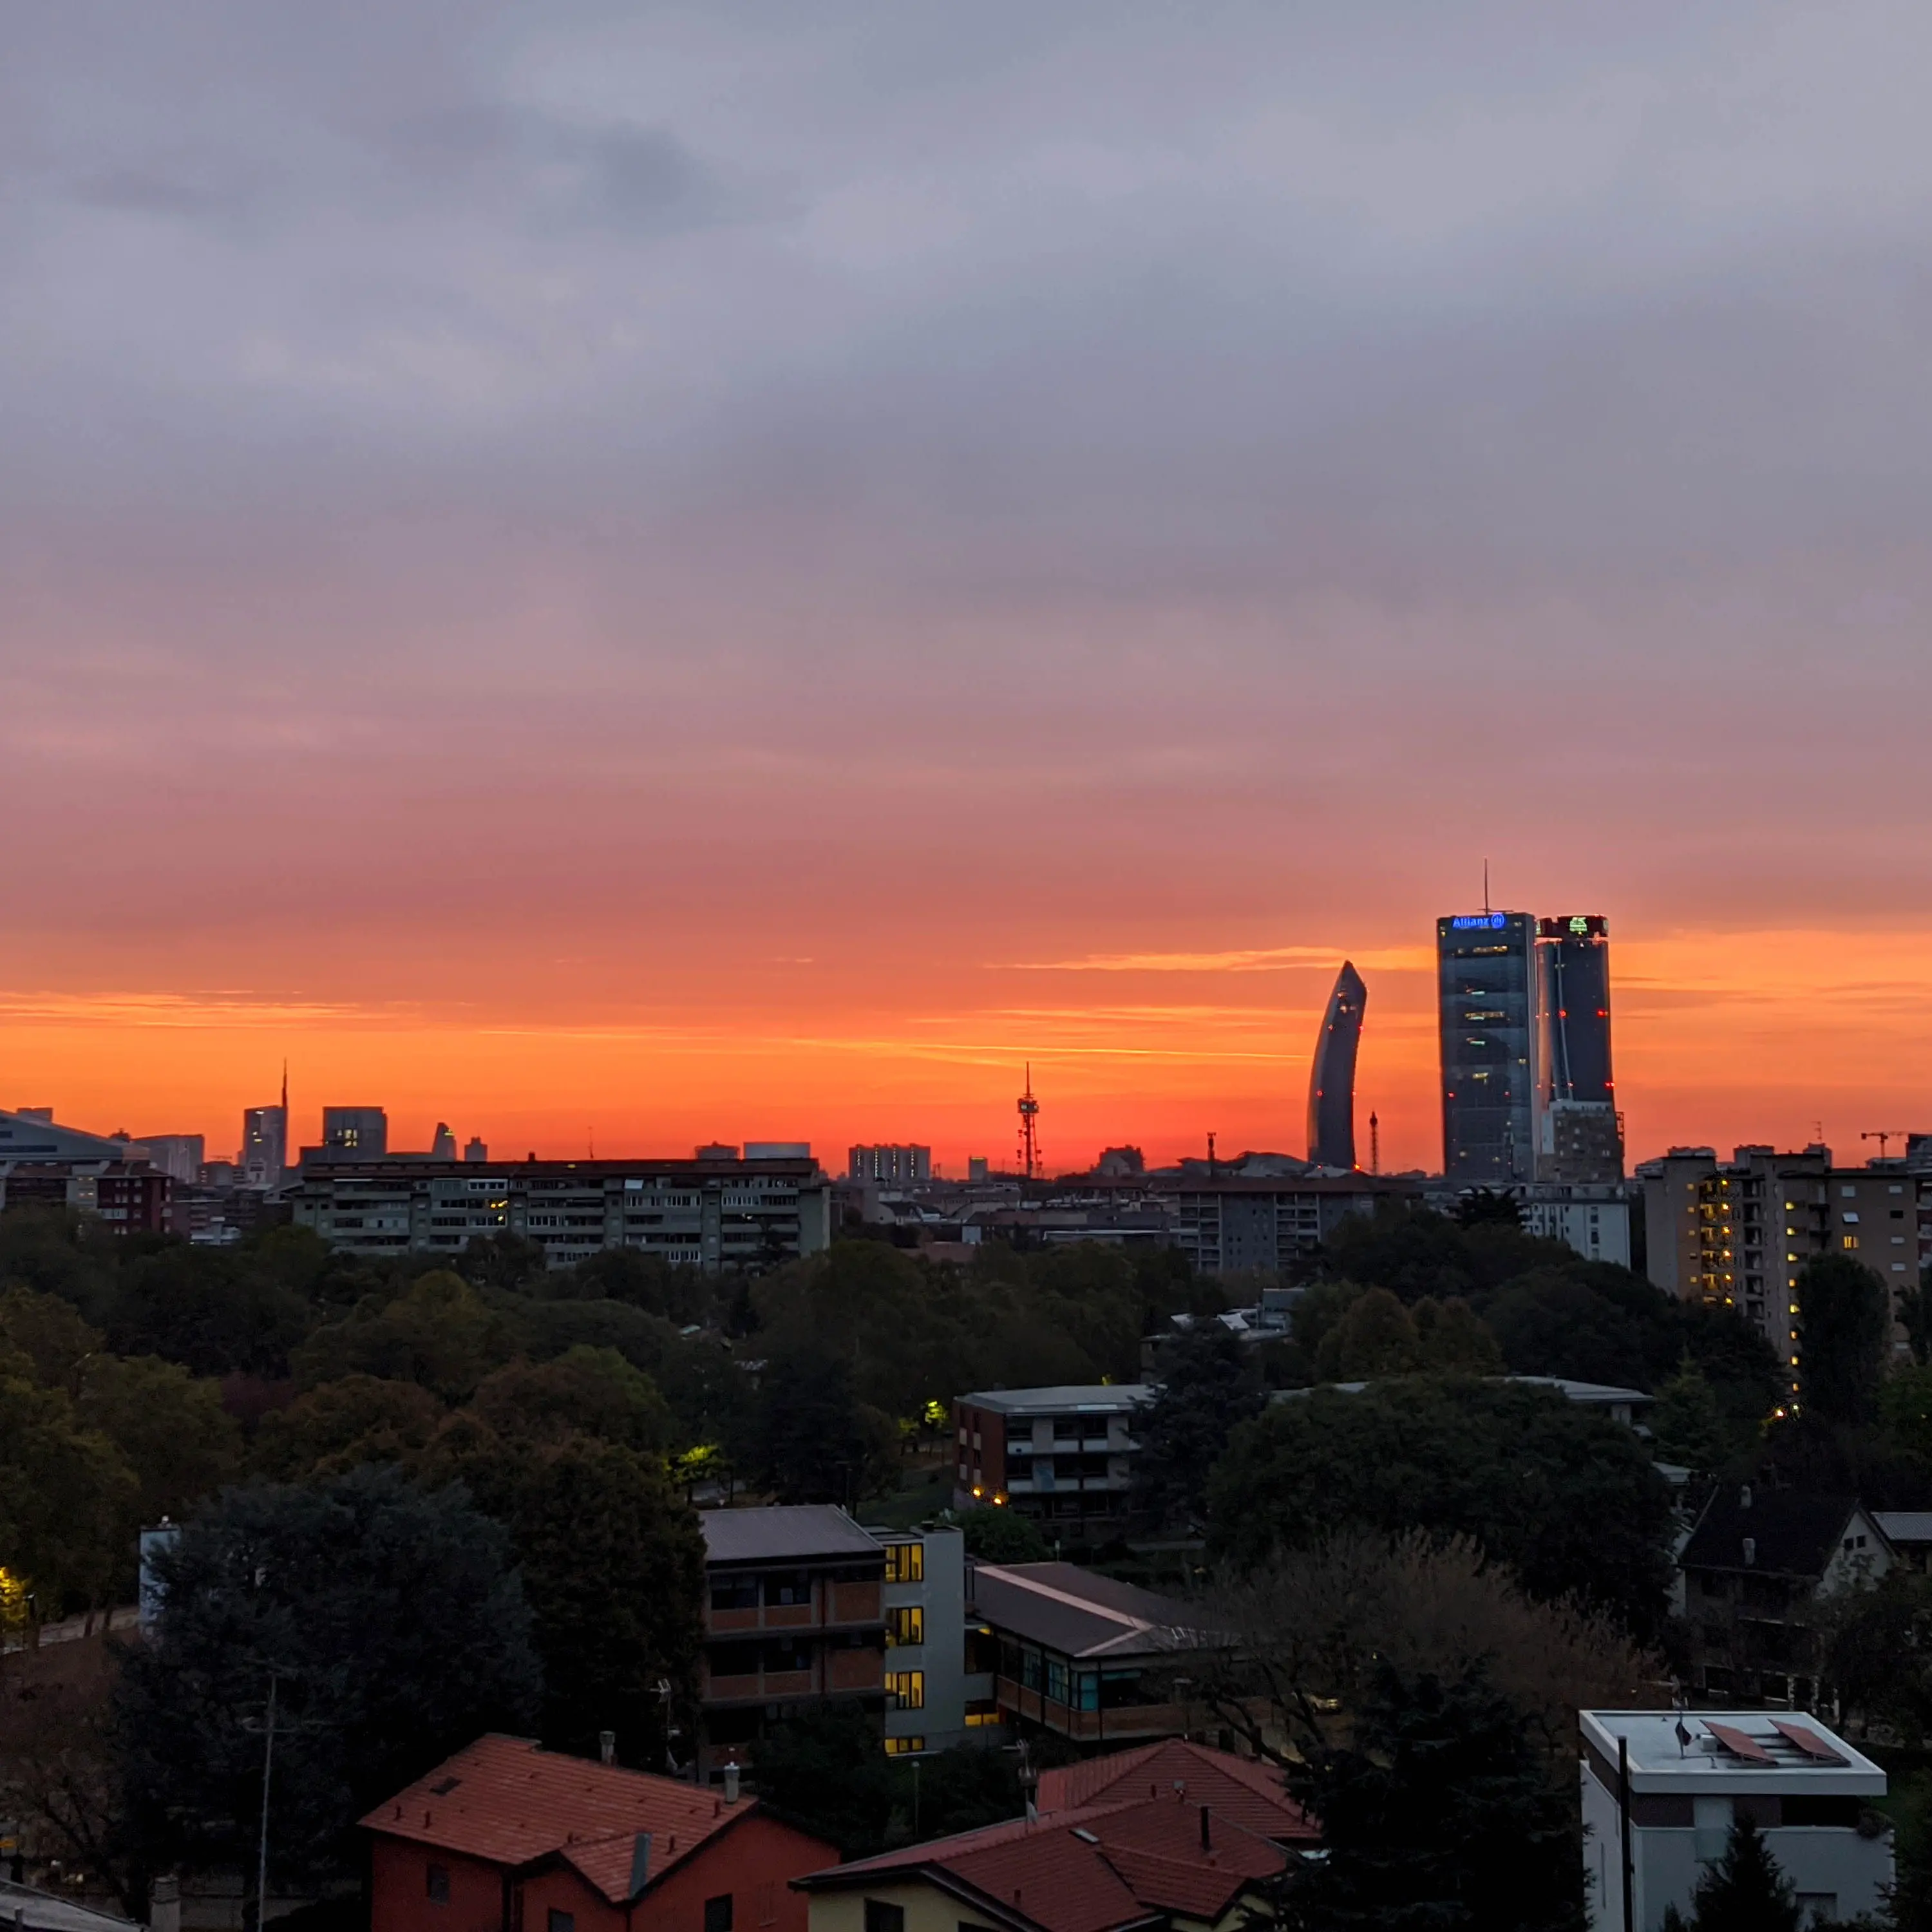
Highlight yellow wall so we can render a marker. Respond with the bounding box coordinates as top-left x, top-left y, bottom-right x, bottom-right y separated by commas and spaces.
808, 1879, 999, 1932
